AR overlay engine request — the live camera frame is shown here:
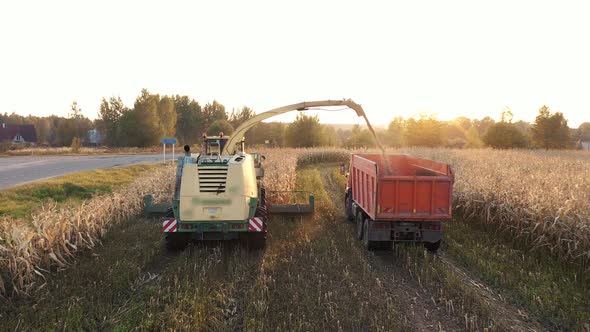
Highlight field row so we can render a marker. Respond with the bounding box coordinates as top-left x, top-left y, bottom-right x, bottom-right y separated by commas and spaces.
264, 147, 590, 266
